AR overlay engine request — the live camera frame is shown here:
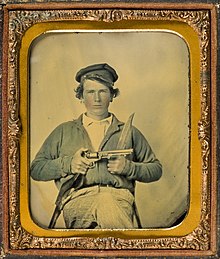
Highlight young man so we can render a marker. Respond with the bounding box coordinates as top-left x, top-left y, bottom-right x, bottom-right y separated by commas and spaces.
30, 63, 162, 229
